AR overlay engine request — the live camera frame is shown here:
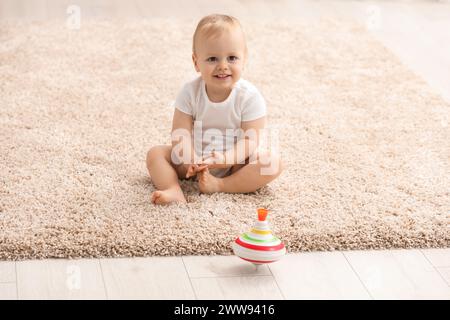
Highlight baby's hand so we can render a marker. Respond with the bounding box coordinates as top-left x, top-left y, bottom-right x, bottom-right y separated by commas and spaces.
202, 151, 229, 168
186, 164, 208, 178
